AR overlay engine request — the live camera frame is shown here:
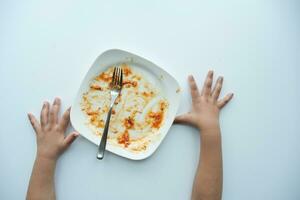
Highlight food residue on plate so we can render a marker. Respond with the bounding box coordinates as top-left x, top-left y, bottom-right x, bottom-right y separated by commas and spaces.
81, 63, 168, 152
